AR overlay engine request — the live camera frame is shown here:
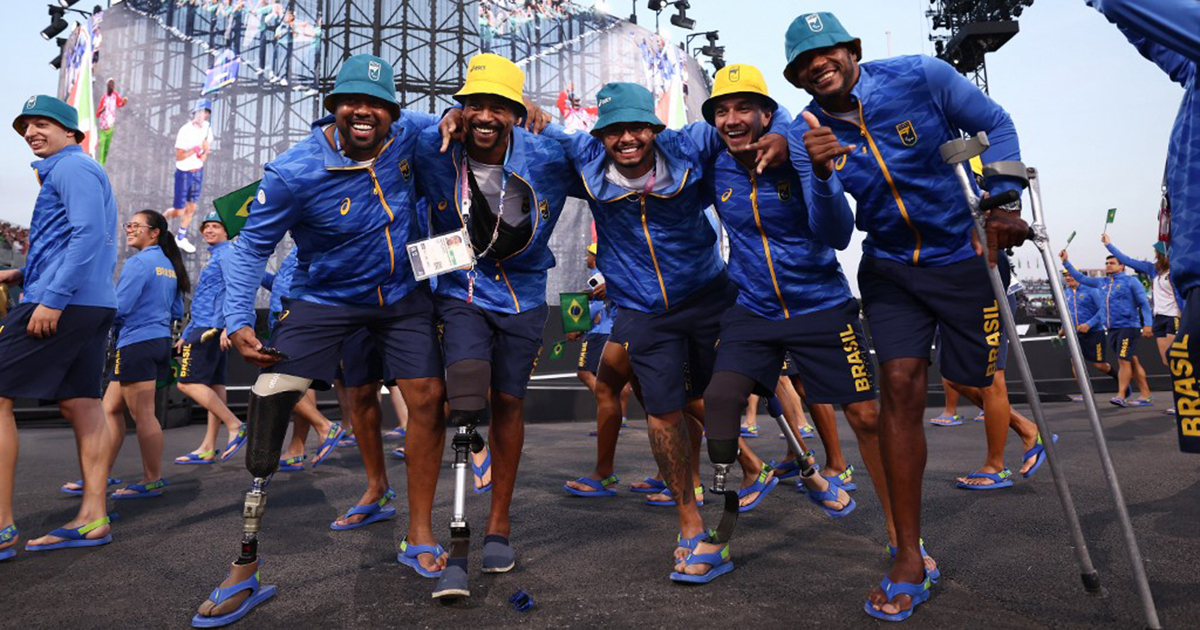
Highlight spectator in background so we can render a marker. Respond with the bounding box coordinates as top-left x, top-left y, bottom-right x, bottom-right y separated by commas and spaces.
95, 78, 128, 167
164, 98, 214, 255
556, 83, 597, 132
